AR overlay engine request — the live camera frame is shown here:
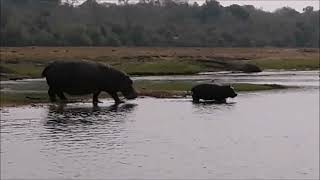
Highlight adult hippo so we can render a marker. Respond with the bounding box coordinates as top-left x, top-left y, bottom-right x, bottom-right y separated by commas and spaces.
191, 84, 237, 103
42, 60, 137, 104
